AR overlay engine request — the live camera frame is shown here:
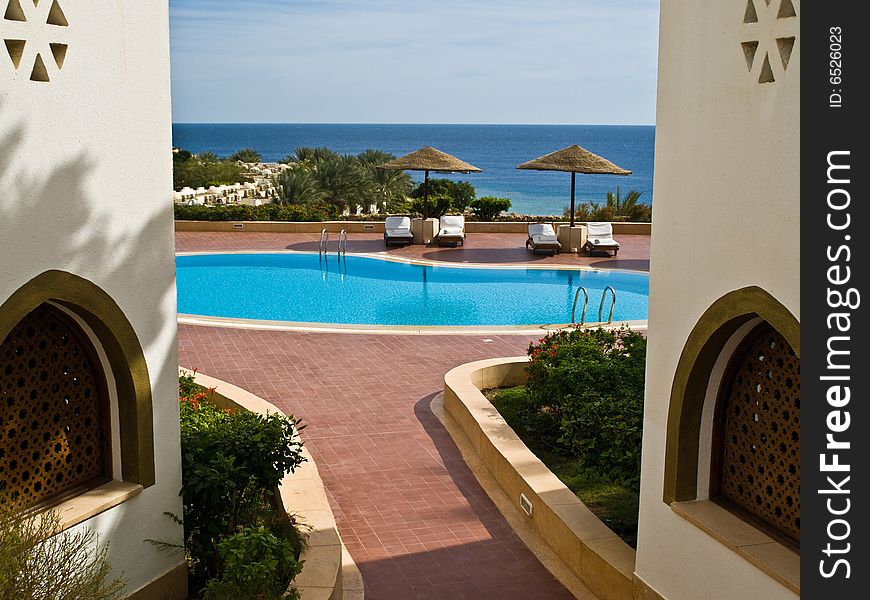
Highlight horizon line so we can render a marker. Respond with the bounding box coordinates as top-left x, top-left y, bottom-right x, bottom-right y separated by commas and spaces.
171, 121, 656, 127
